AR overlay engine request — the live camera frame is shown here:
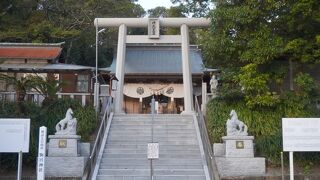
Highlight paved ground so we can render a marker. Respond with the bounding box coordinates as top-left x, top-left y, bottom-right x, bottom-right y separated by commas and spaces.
1, 165, 320, 179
